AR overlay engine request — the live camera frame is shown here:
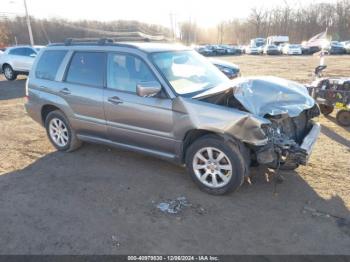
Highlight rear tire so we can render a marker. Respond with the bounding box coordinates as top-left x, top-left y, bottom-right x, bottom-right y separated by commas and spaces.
3, 65, 17, 81
185, 135, 247, 195
336, 110, 350, 126
45, 110, 82, 152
